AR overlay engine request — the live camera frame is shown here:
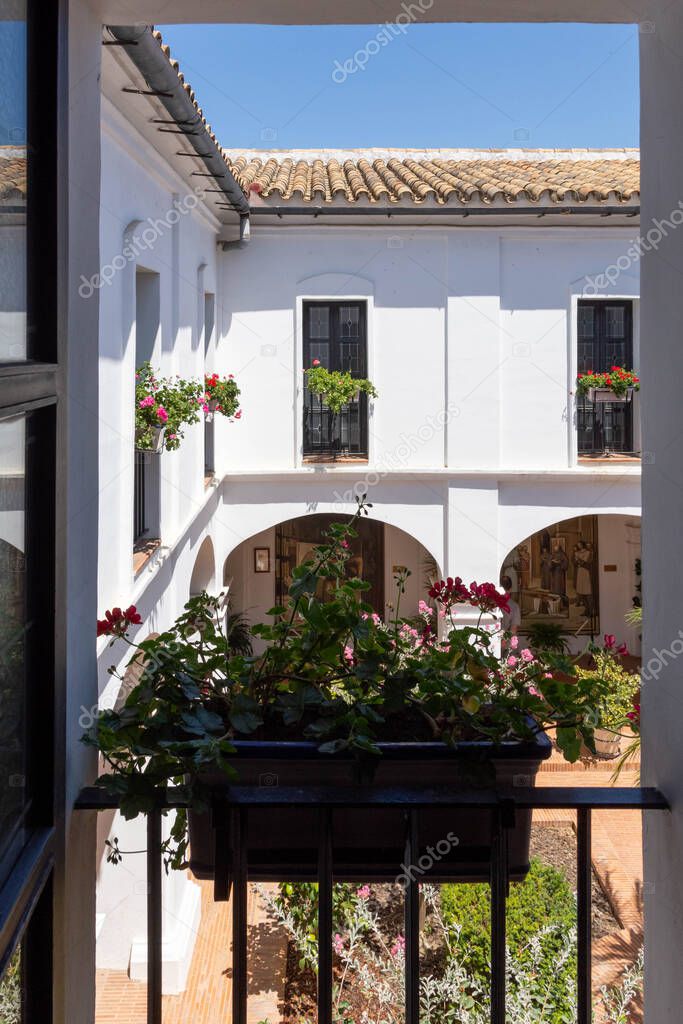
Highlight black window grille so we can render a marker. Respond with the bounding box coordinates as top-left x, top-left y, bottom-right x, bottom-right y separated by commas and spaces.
576, 300, 636, 455
303, 301, 369, 458
134, 451, 147, 542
